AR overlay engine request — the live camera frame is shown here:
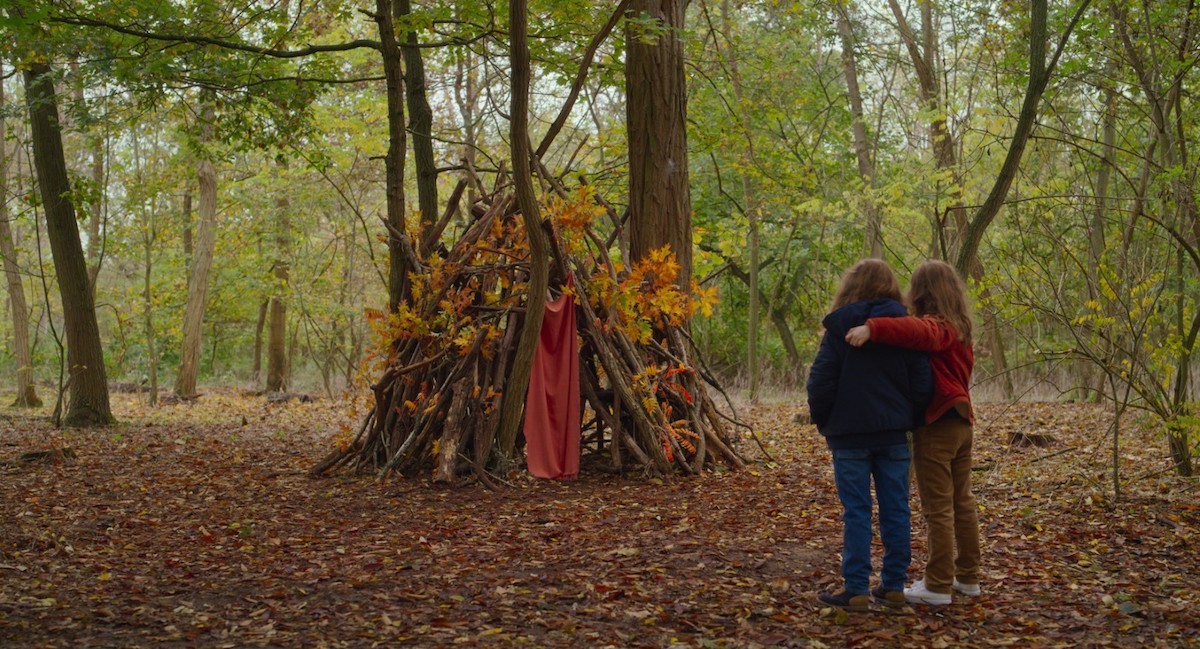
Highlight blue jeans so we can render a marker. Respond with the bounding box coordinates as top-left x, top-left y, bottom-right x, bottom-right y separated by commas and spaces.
831, 443, 912, 594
